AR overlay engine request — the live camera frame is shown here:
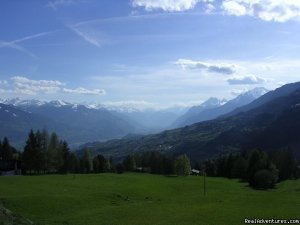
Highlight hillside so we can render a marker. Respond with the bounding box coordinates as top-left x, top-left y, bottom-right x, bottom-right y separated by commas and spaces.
85, 83, 300, 161
173, 87, 268, 128
0, 101, 139, 148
